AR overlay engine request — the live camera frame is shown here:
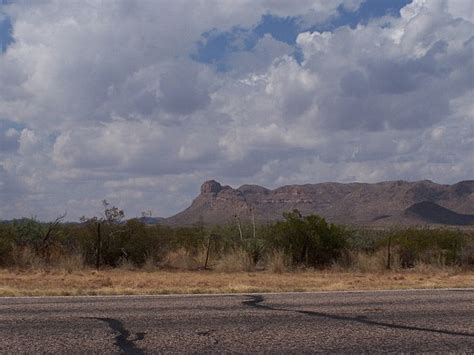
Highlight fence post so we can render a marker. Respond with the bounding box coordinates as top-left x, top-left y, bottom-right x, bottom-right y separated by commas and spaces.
96, 222, 102, 269
204, 234, 212, 270
386, 234, 392, 270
